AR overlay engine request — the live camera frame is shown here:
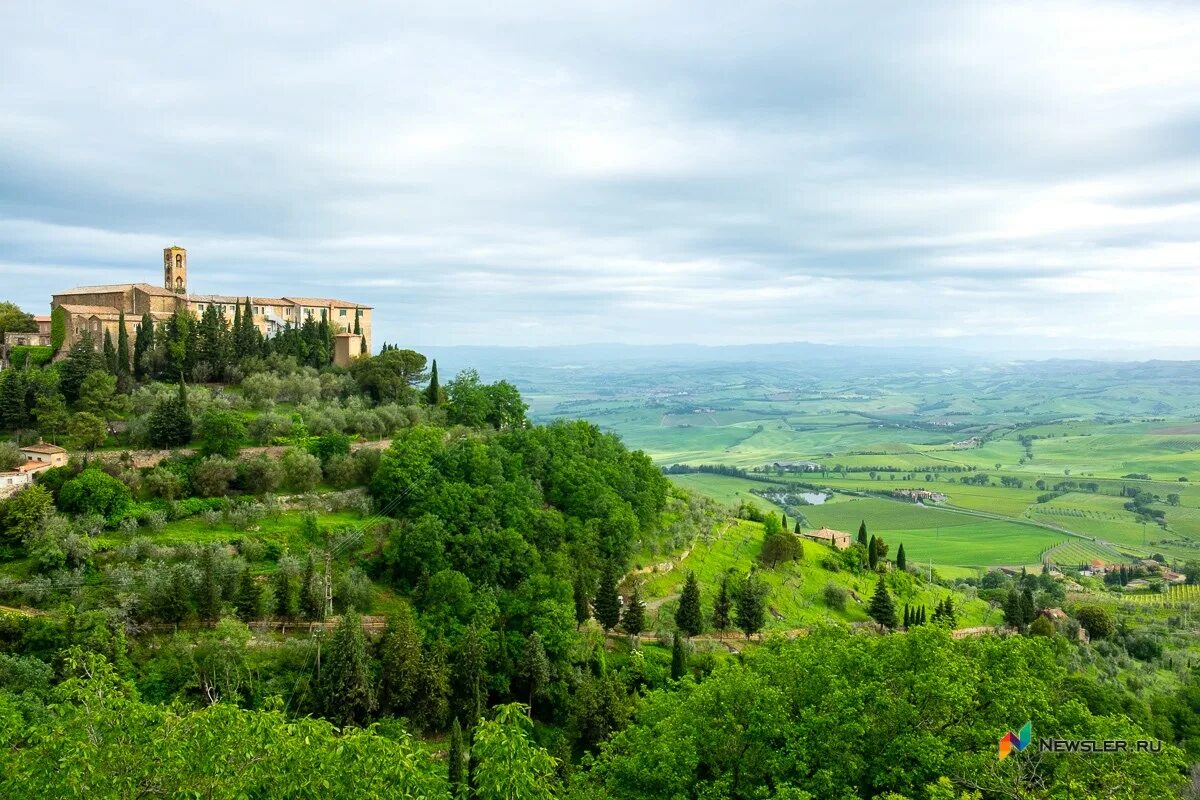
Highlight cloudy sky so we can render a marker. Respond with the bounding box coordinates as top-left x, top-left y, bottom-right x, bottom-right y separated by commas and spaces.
2, 1, 1199, 355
